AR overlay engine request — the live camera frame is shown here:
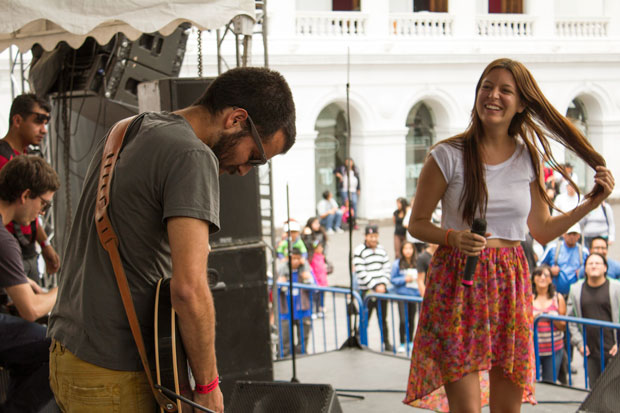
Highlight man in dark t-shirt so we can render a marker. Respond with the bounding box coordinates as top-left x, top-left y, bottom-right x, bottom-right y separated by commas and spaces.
567, 253, 620, 387
0, 155, 60, 412
47, 67, 296, 413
